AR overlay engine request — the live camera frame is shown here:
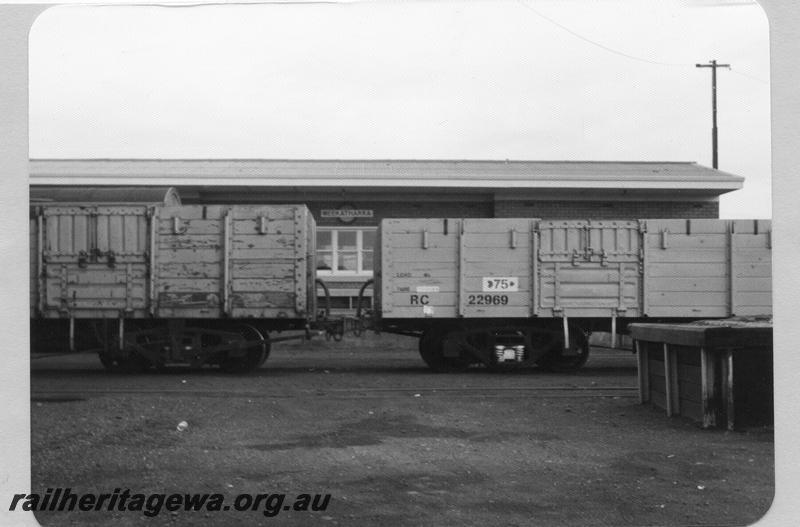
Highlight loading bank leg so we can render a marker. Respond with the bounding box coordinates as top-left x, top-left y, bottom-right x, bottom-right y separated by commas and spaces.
611, 315, 617, 349
69, 316, 75, 353
118, 317, 125, 351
